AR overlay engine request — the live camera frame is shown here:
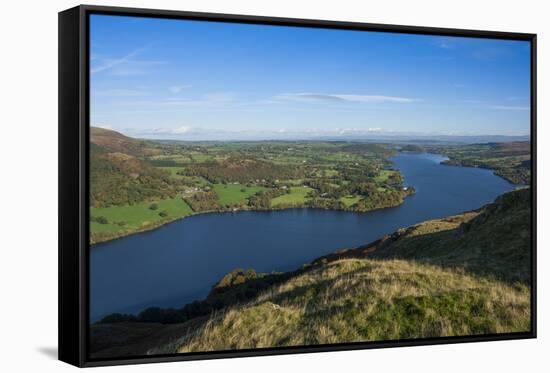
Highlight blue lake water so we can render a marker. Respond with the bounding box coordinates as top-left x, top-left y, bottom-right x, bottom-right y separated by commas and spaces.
90, 153, 515, 322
